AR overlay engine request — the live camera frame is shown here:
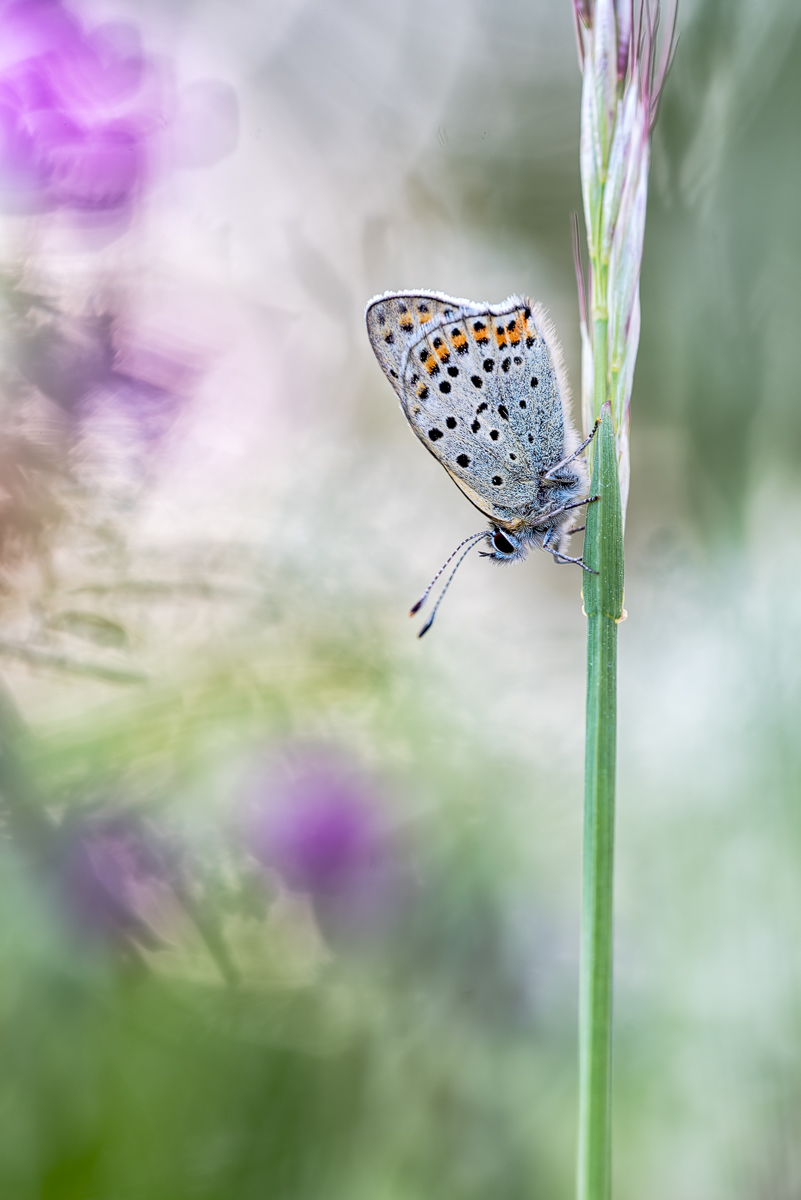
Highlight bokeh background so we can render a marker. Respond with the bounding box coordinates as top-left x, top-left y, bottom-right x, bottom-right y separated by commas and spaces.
1, 1, 801, 1197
